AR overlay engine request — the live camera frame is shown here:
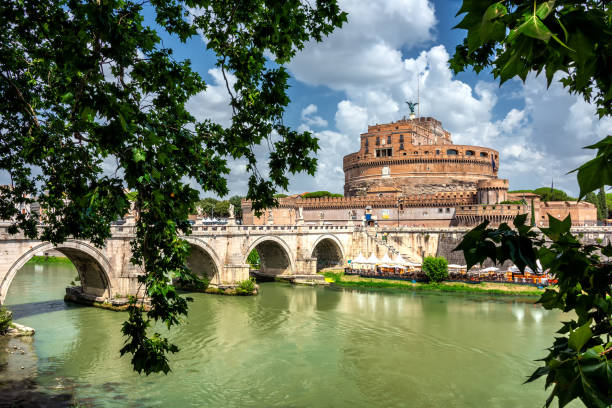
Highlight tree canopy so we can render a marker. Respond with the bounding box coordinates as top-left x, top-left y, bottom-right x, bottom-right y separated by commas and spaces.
510, 187, 577, 201
301, 191, 343, 198
0, 0, 346, 374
